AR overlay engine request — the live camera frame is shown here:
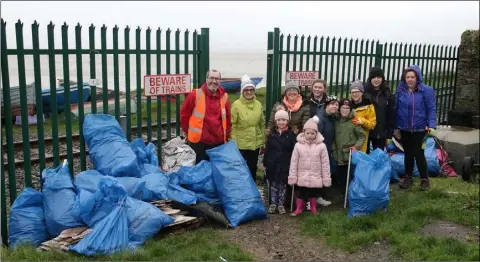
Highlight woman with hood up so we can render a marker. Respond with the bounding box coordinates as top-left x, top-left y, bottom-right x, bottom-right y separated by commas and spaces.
266, 81, 310, 136
364, 67, 395, 153
394, 65, 436, 191
231, 75, 265, 182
